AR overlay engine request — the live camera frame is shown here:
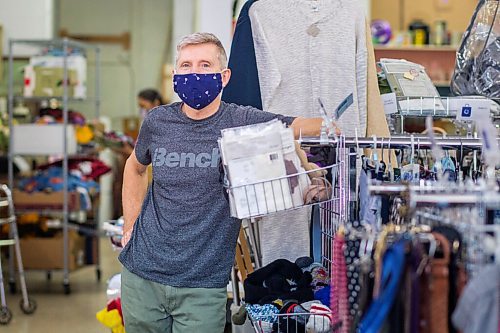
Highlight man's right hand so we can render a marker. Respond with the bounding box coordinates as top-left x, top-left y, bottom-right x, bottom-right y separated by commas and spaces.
121, 228, 133, 247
